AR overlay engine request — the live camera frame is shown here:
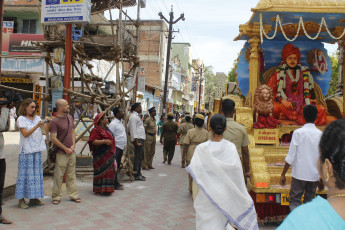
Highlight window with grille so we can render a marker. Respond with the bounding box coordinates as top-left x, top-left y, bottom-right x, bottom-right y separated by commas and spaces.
22, 20, 36, 34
